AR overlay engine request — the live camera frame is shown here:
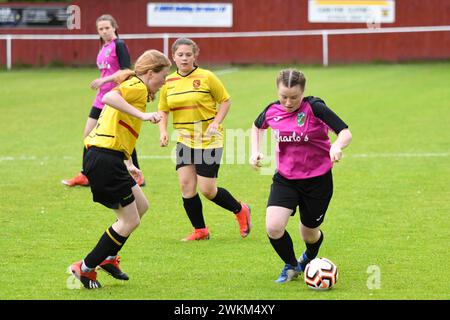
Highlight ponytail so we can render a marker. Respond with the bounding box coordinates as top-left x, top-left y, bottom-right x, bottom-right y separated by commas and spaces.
114, 69, 135, 84
114, 50, 171, 101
